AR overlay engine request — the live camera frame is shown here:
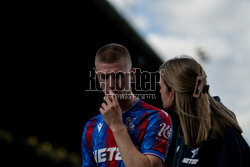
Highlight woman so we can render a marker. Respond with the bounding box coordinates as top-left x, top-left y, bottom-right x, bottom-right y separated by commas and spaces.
159, 56, 249, 167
